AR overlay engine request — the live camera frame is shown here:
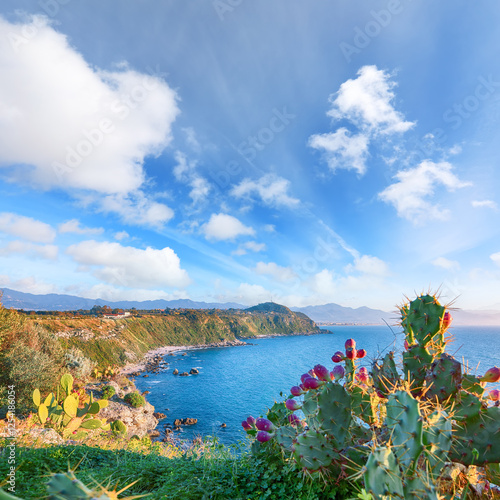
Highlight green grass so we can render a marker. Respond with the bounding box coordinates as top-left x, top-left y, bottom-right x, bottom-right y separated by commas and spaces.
0, 440, 354, 499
